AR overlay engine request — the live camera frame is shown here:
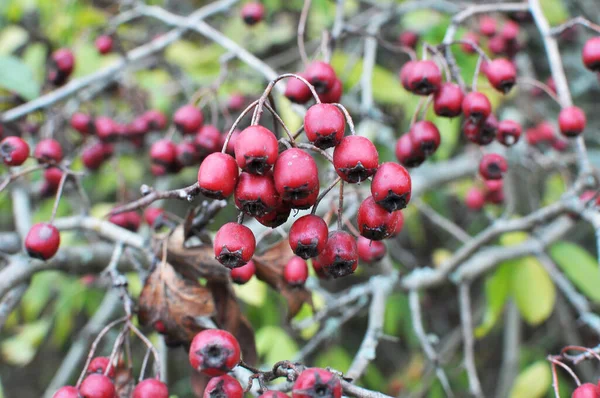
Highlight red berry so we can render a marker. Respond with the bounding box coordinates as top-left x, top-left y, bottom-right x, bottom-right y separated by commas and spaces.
305, 61, 337, 94
259, 392, 290, 398
395, 134, 425, 168
371, 161, 411, 212
51, 48, 75, 75
284, 256, 309, 286
230, 260, 255, 284
572, 383, 600, 398
52, 386, 79, 398
398, 31, 419, 49
289, 215, 329, 259
304, 104, 345, 149
501, 20, 520, 42
79, 374, 115, 398
25, 223, 60, 260
399, 61, 416, 90
44, 167, 64, 192
34, 138, 63, 163
478, 114, 499, 145
285, 74, 312, 104
241, 2, 265, 25
409, 121, 440, 156
461, 32, 480, 54
465, 188, 485, 210
255, 201, 291, 228
133, 378, 169, 398
234, 125, 279, 175
235, 172, 279, 217
214, 222, 255, 268
226, 93, 245, 111
143, 110, 168, 130
71, 113, 93, 135
127, 117, 150, 138
224, 129, 241, 156
479, 16, 497, 37
406, 60, 442, 95
433, 83, 464, 117
292, 368, 342, 398
583, 37, 600, 72
82, 143, 109, 170
357, 196, 403, 241
552, 137, 569, 151
150, 139, 177, 174
87, 357, 115, 378
488, 35, 506, 55
274, 148, 319, 200
95, 35, 113, 54
484, 58, 517, 93
497, 120, 522, 146
204, 375, 243, 398
109, 211, 141, 232
189, 329, 241, 376
195, 125, 222, 158
144, 207, 164, 227
286, 188, 318, 210
485, 189, 505, 205
317, 231, 358, 278
479, 153, 507, 180
198, 152, 239, 199
176, 141, 199, 167
333, 136, 379, 183
174, 105, 203, 135
318, 78, 343, 103
558, 106, 586, 137
462, 92, 492, 123
357, 236, 386, 263
0, 136, 30, 166
94, 117, 117, 142
484, 179, 503, 192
